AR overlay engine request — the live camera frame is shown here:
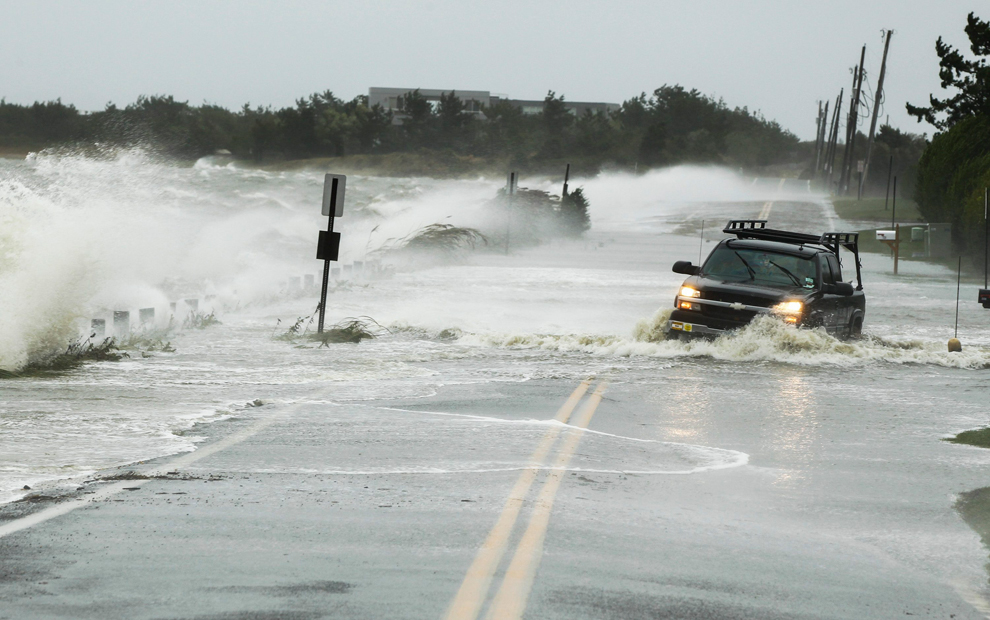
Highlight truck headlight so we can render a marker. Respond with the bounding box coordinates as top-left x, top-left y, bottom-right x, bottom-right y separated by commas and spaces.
680, 286, 700, 298
772, 301, 803, 315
